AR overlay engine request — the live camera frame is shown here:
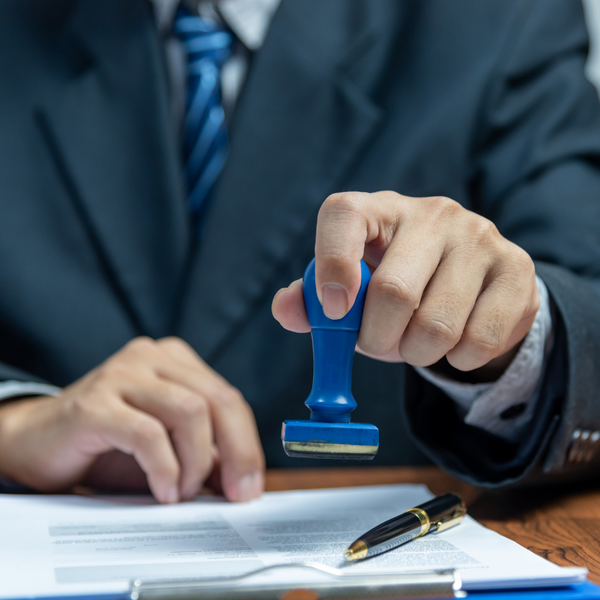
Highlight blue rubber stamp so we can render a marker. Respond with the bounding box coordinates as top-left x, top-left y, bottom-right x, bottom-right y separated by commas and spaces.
281, 258, 379, 460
